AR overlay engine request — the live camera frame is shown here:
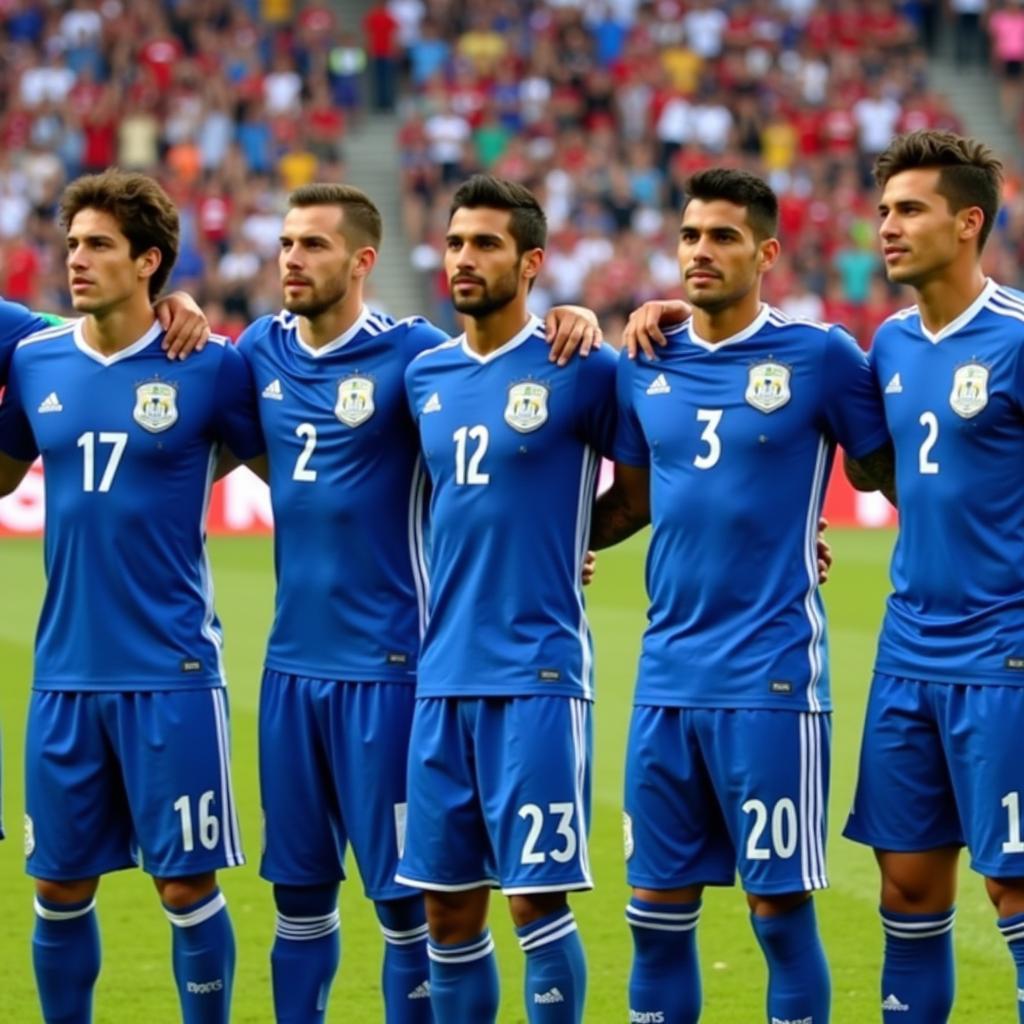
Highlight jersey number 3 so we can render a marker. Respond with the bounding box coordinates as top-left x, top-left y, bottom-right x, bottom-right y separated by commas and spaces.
694, 409, 723, 470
